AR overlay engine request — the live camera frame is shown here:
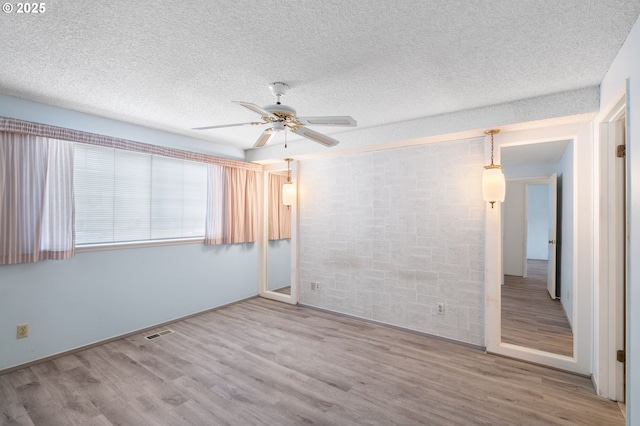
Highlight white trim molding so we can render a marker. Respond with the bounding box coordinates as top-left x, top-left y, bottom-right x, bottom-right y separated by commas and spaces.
592, 88, 627, 400
484, 122, 593, 375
